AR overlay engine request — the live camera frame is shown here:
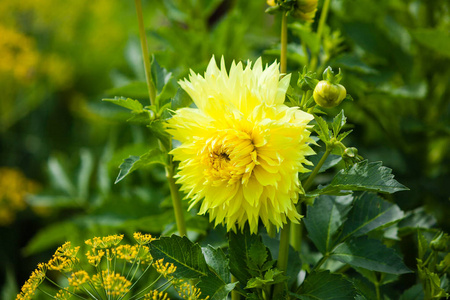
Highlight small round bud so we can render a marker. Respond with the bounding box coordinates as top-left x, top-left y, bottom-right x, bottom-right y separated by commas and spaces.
344, 147, 358, 158
313, 80, 347, 108
293, 0, 318, 22
430, 232, 449, 252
